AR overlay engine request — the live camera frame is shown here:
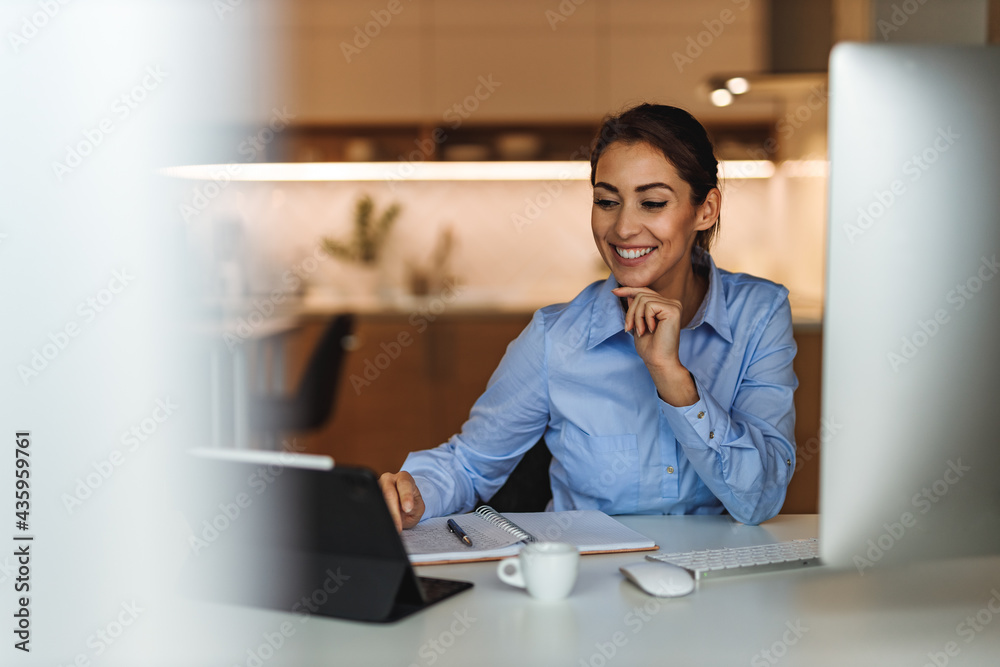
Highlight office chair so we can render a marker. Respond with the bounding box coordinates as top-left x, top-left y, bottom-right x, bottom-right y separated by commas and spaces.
250, 314, 355, 436
484, 437, 553, 513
